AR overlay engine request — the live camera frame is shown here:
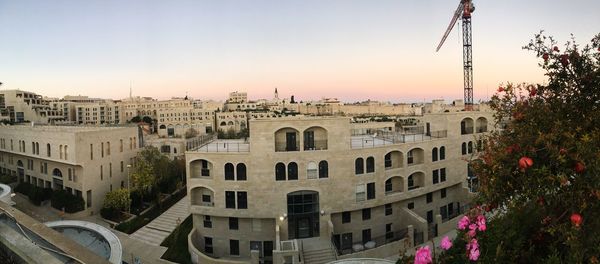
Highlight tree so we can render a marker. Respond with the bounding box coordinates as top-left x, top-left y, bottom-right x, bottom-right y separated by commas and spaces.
130, 116, 142, 123
142, 116, 153, 124
103, 188, 132, 212
184, 128, 199, 139
131, 156, 155, 204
